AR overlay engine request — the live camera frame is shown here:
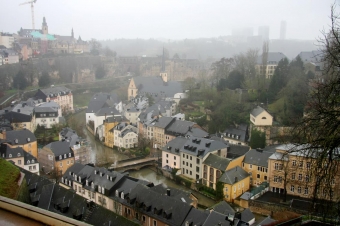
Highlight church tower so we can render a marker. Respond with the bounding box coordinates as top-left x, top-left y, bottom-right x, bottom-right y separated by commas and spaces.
42, 17, 48, 34
160, 47, 168, 82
